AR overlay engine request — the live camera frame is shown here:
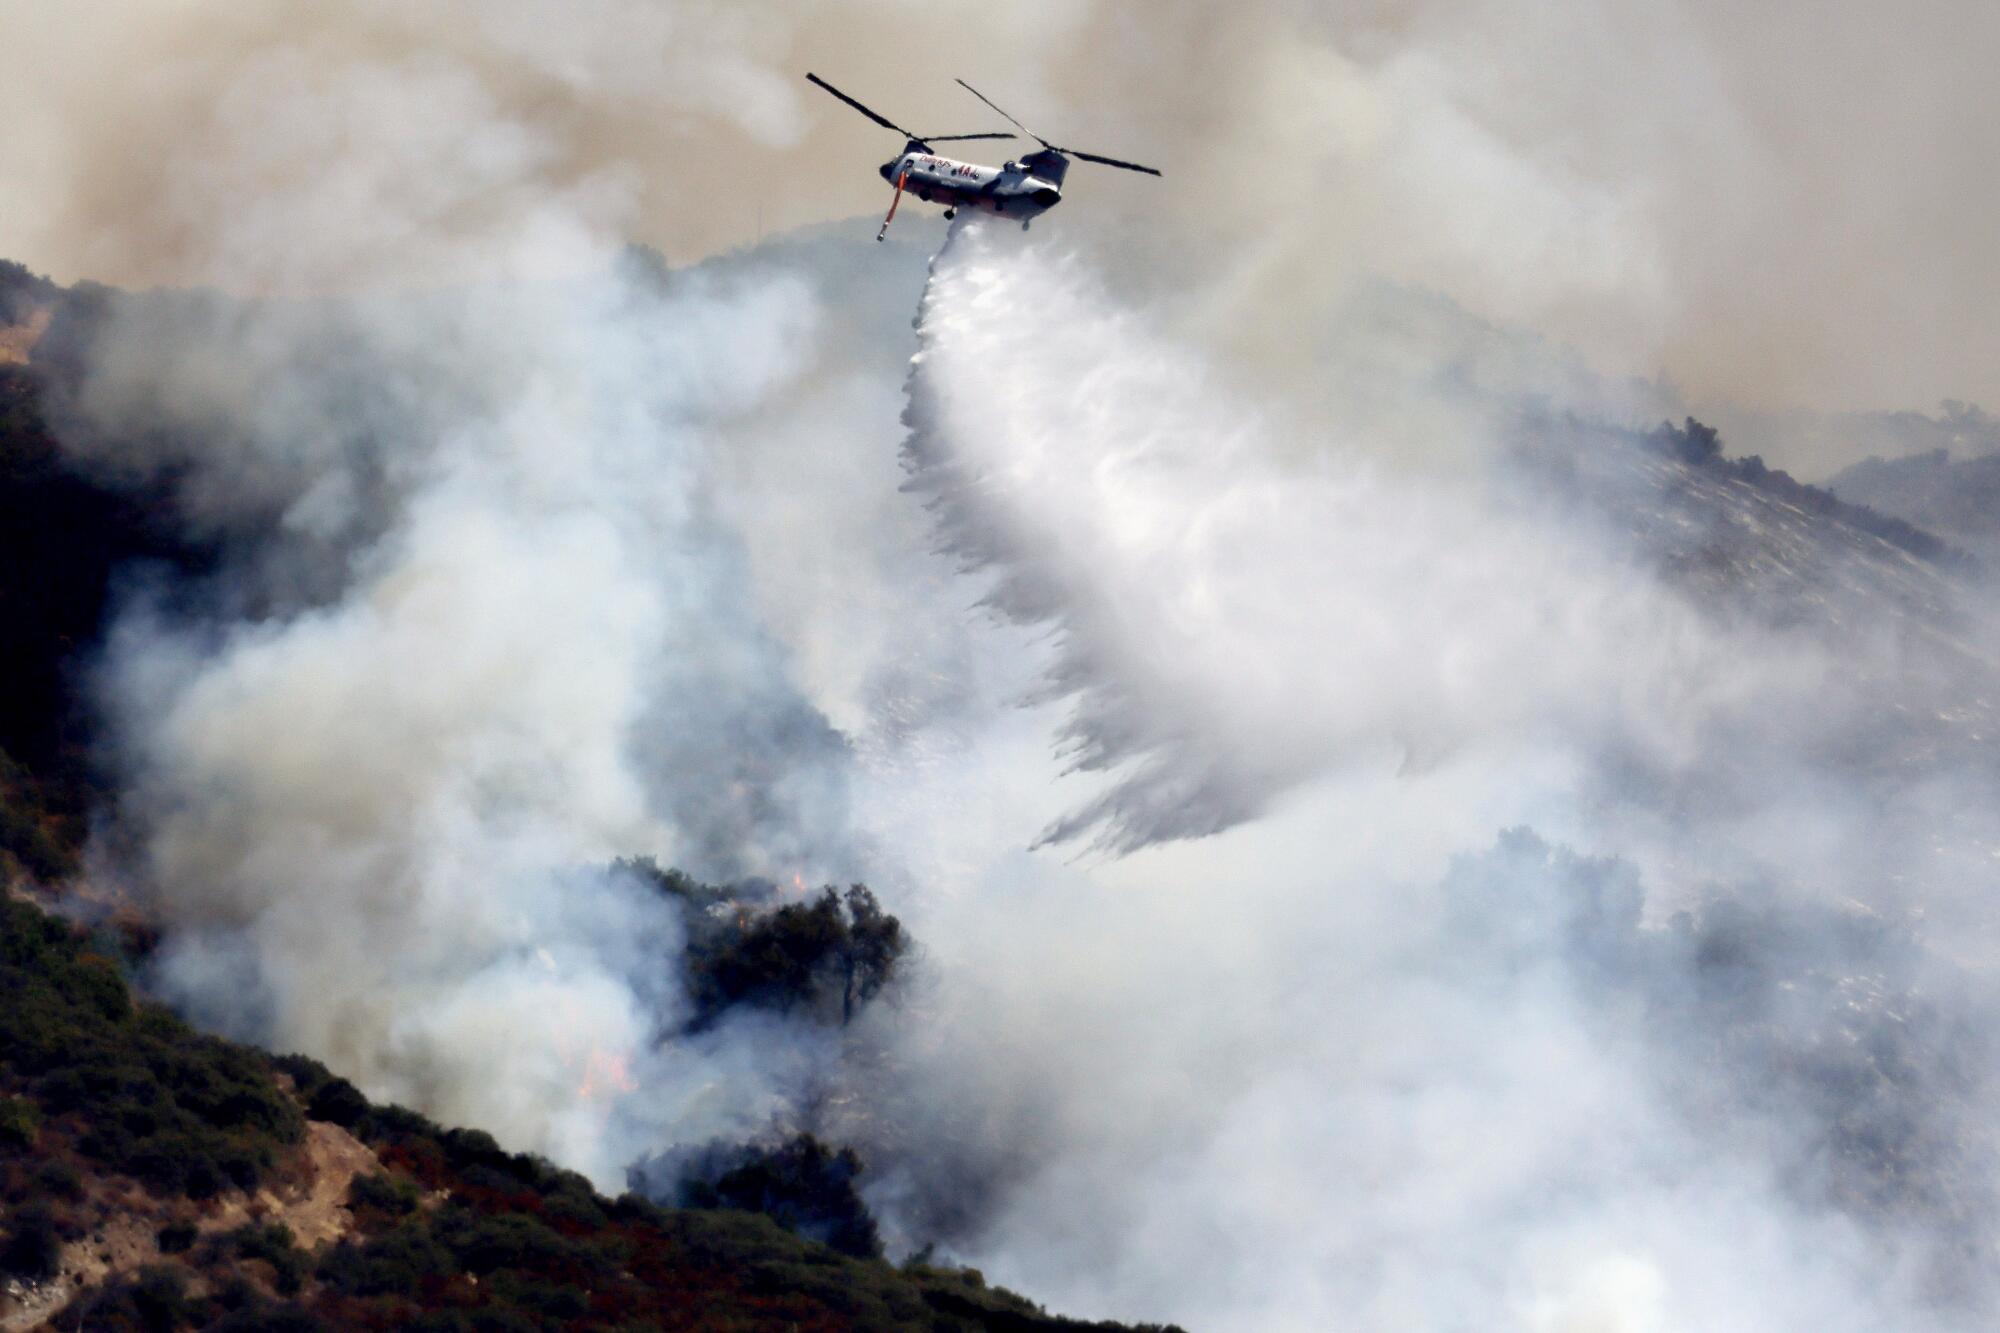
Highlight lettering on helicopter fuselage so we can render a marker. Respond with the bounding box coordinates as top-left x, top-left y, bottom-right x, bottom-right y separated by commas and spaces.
916, 158, 983, 181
